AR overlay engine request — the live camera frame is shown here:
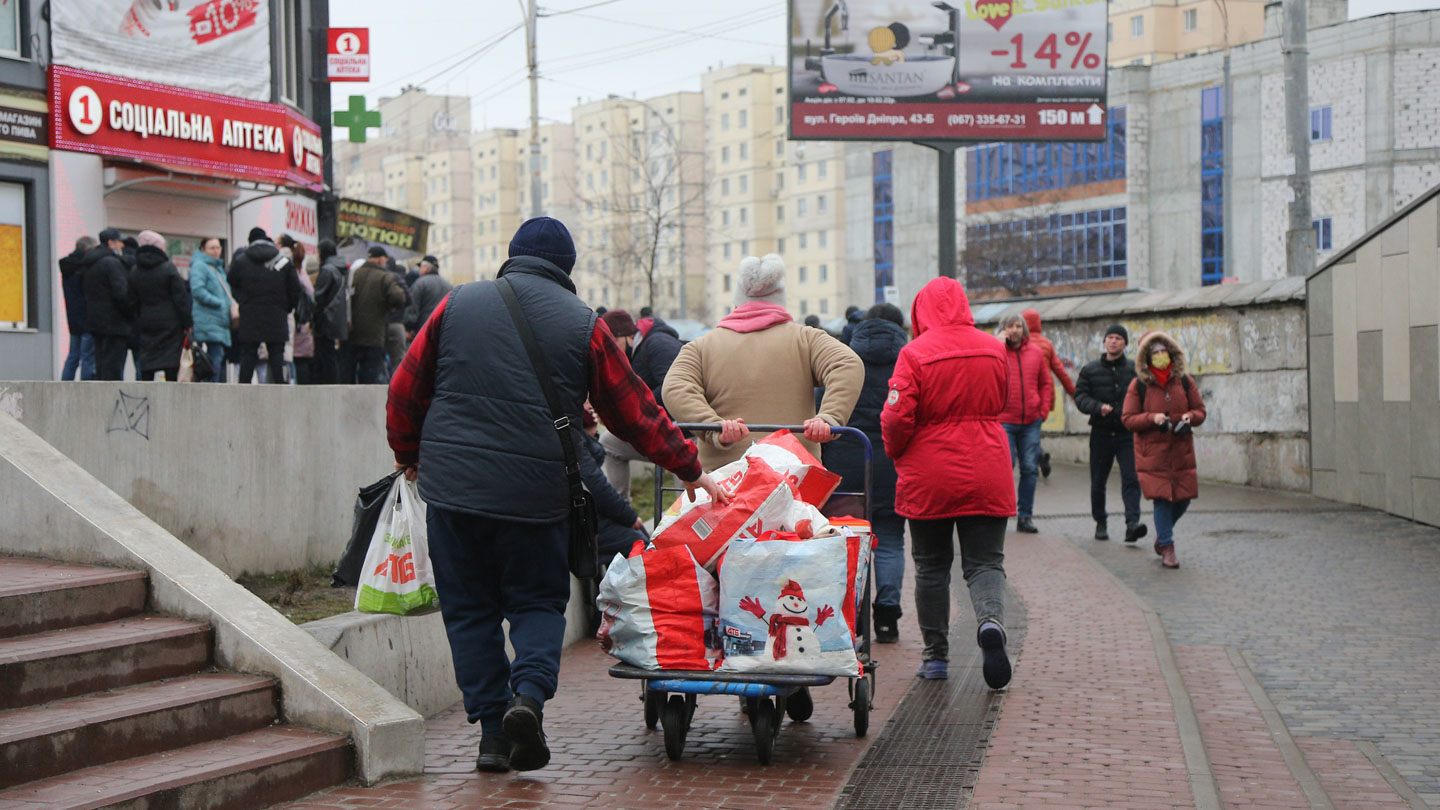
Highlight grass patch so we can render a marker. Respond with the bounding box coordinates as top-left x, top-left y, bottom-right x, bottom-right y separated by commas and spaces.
237, 564, 356, 624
